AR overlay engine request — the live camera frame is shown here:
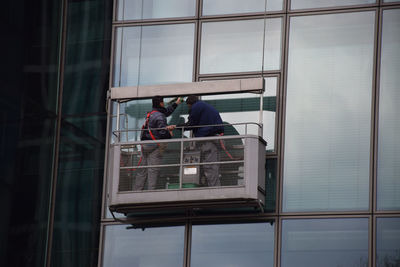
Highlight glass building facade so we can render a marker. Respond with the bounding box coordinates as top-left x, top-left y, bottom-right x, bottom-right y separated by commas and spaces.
1, 0, 399, 267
